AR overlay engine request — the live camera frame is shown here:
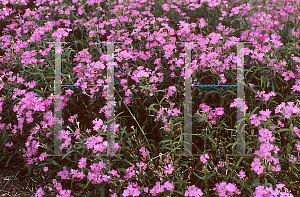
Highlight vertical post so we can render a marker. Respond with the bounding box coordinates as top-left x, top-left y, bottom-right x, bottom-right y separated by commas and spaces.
106, 42, 116, 157
54, 42, 63, 155
228, 42, 252, 157
236, 42, 246, 155
30, 41, 70, 157
75, 41, 123, 157
184, 42, 193, 157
